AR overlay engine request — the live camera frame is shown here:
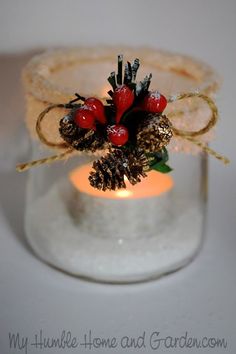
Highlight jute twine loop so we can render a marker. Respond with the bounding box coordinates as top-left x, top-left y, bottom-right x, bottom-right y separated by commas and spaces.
168, 92, 218, 137
17, 103, 75, 172
16, 91, 229, 172
168, 92, 229, 164
36, 103, 69, 149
